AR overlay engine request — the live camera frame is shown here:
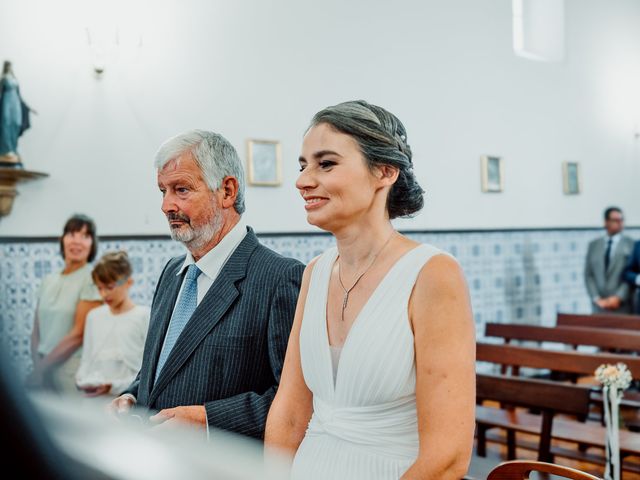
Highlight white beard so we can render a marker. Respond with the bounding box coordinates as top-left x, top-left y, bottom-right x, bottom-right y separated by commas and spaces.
170, 209, 223, 252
